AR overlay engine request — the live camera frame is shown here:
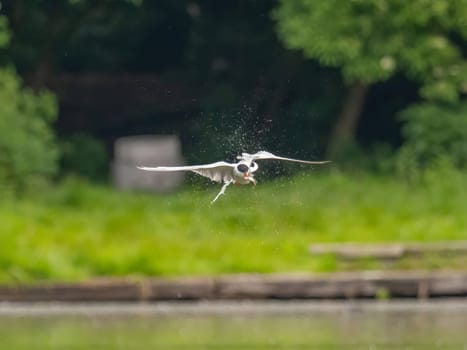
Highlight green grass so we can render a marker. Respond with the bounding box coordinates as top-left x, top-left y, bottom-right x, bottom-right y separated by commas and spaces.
0, 166, 467, 283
